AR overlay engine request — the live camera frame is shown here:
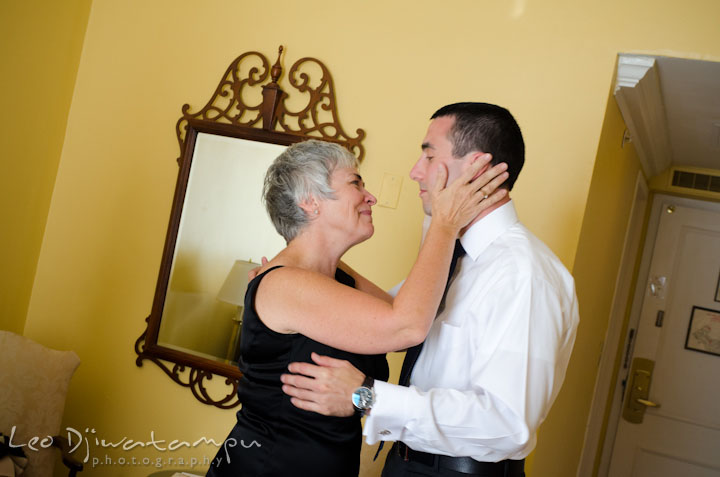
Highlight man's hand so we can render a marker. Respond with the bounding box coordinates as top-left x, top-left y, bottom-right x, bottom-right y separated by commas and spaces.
280, 352, 365, 417
247, 256, 269, 280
